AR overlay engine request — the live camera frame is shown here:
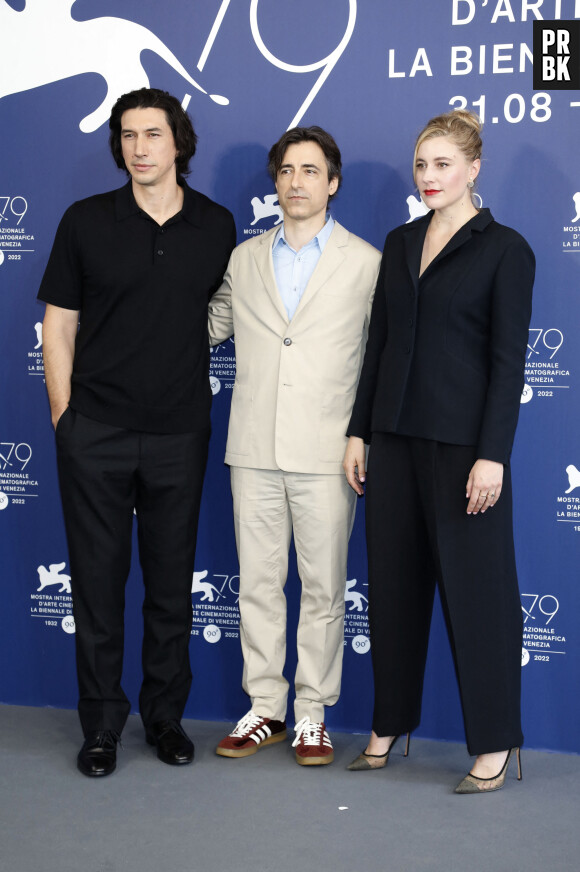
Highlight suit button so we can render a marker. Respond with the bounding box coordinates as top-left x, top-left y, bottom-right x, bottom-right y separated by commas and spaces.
408, 318, 414, 327
404, 345, 411, 354
283, 338, 292, 346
